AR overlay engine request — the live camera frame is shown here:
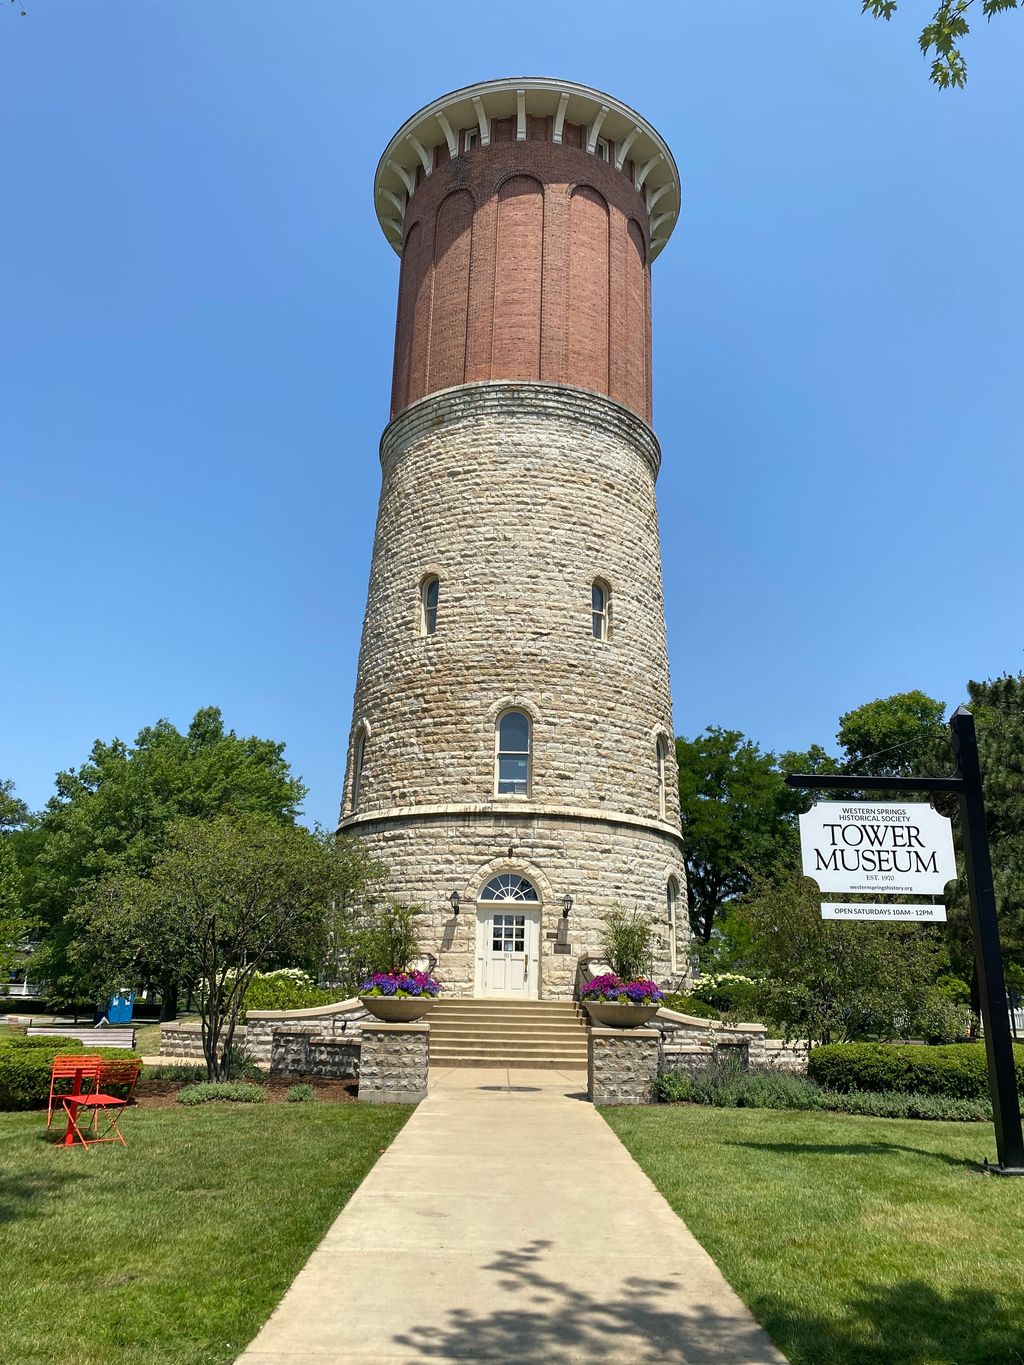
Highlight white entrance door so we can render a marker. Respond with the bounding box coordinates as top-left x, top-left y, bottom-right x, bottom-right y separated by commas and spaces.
476, 908, 540, 998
